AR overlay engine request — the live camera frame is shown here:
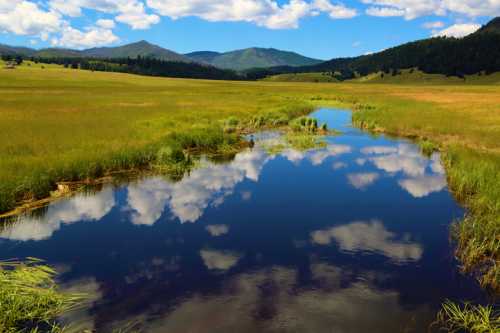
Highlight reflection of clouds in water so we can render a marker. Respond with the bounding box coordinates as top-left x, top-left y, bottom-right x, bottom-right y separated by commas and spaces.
114, 264, 430, 333
127, 149, 270, 224
363, 143, 426, 177
332, 162, 347, 170
0, 189, 115, 241
309, 145, 352, 165
362, 144, 448, 197
398, 175, 447, 198
347, 172, 379, 189
361, 146, 398, 155
200, 249, 242, 271
206, 224, 229, 237
282, 144, 352, 166
59, 277, 103, 332
127, 179, 172, 226
311, 220, 423, 263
